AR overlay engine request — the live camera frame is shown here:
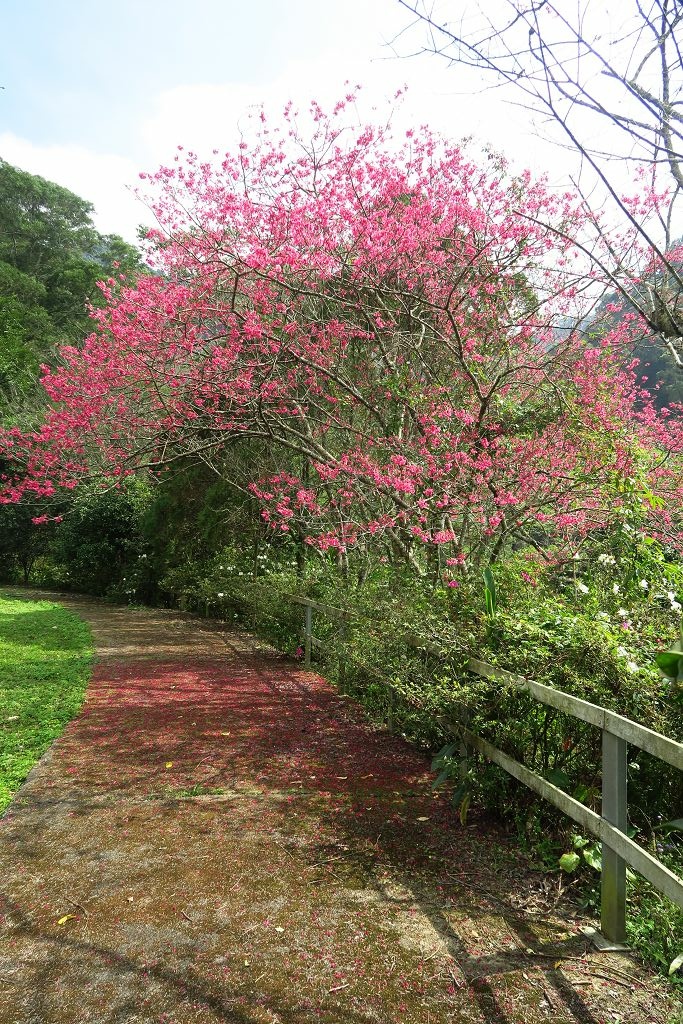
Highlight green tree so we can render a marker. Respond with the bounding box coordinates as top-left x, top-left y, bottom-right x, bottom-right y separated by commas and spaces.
0, 504, 54, 583
50, 481, 152, 596
0, 159, 145, 415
